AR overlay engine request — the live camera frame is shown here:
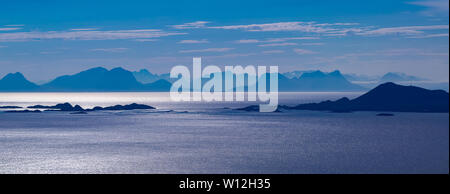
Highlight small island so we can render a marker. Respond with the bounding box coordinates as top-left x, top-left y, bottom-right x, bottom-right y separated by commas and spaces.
0, 106, 23, 109
2, 103, 155, 113
376, 113, 395, 116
